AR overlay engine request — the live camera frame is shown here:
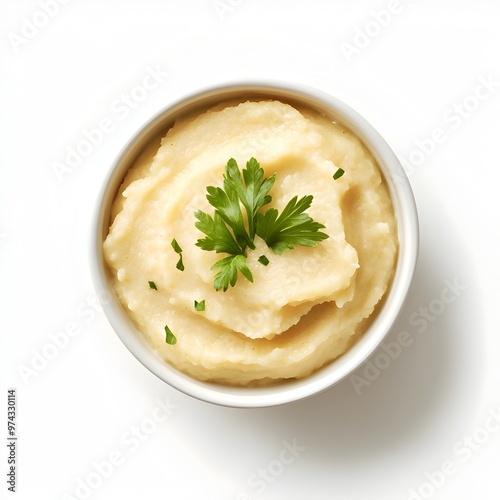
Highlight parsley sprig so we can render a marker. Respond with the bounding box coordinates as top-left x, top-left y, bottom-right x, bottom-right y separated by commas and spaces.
195, 158, 329, 291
